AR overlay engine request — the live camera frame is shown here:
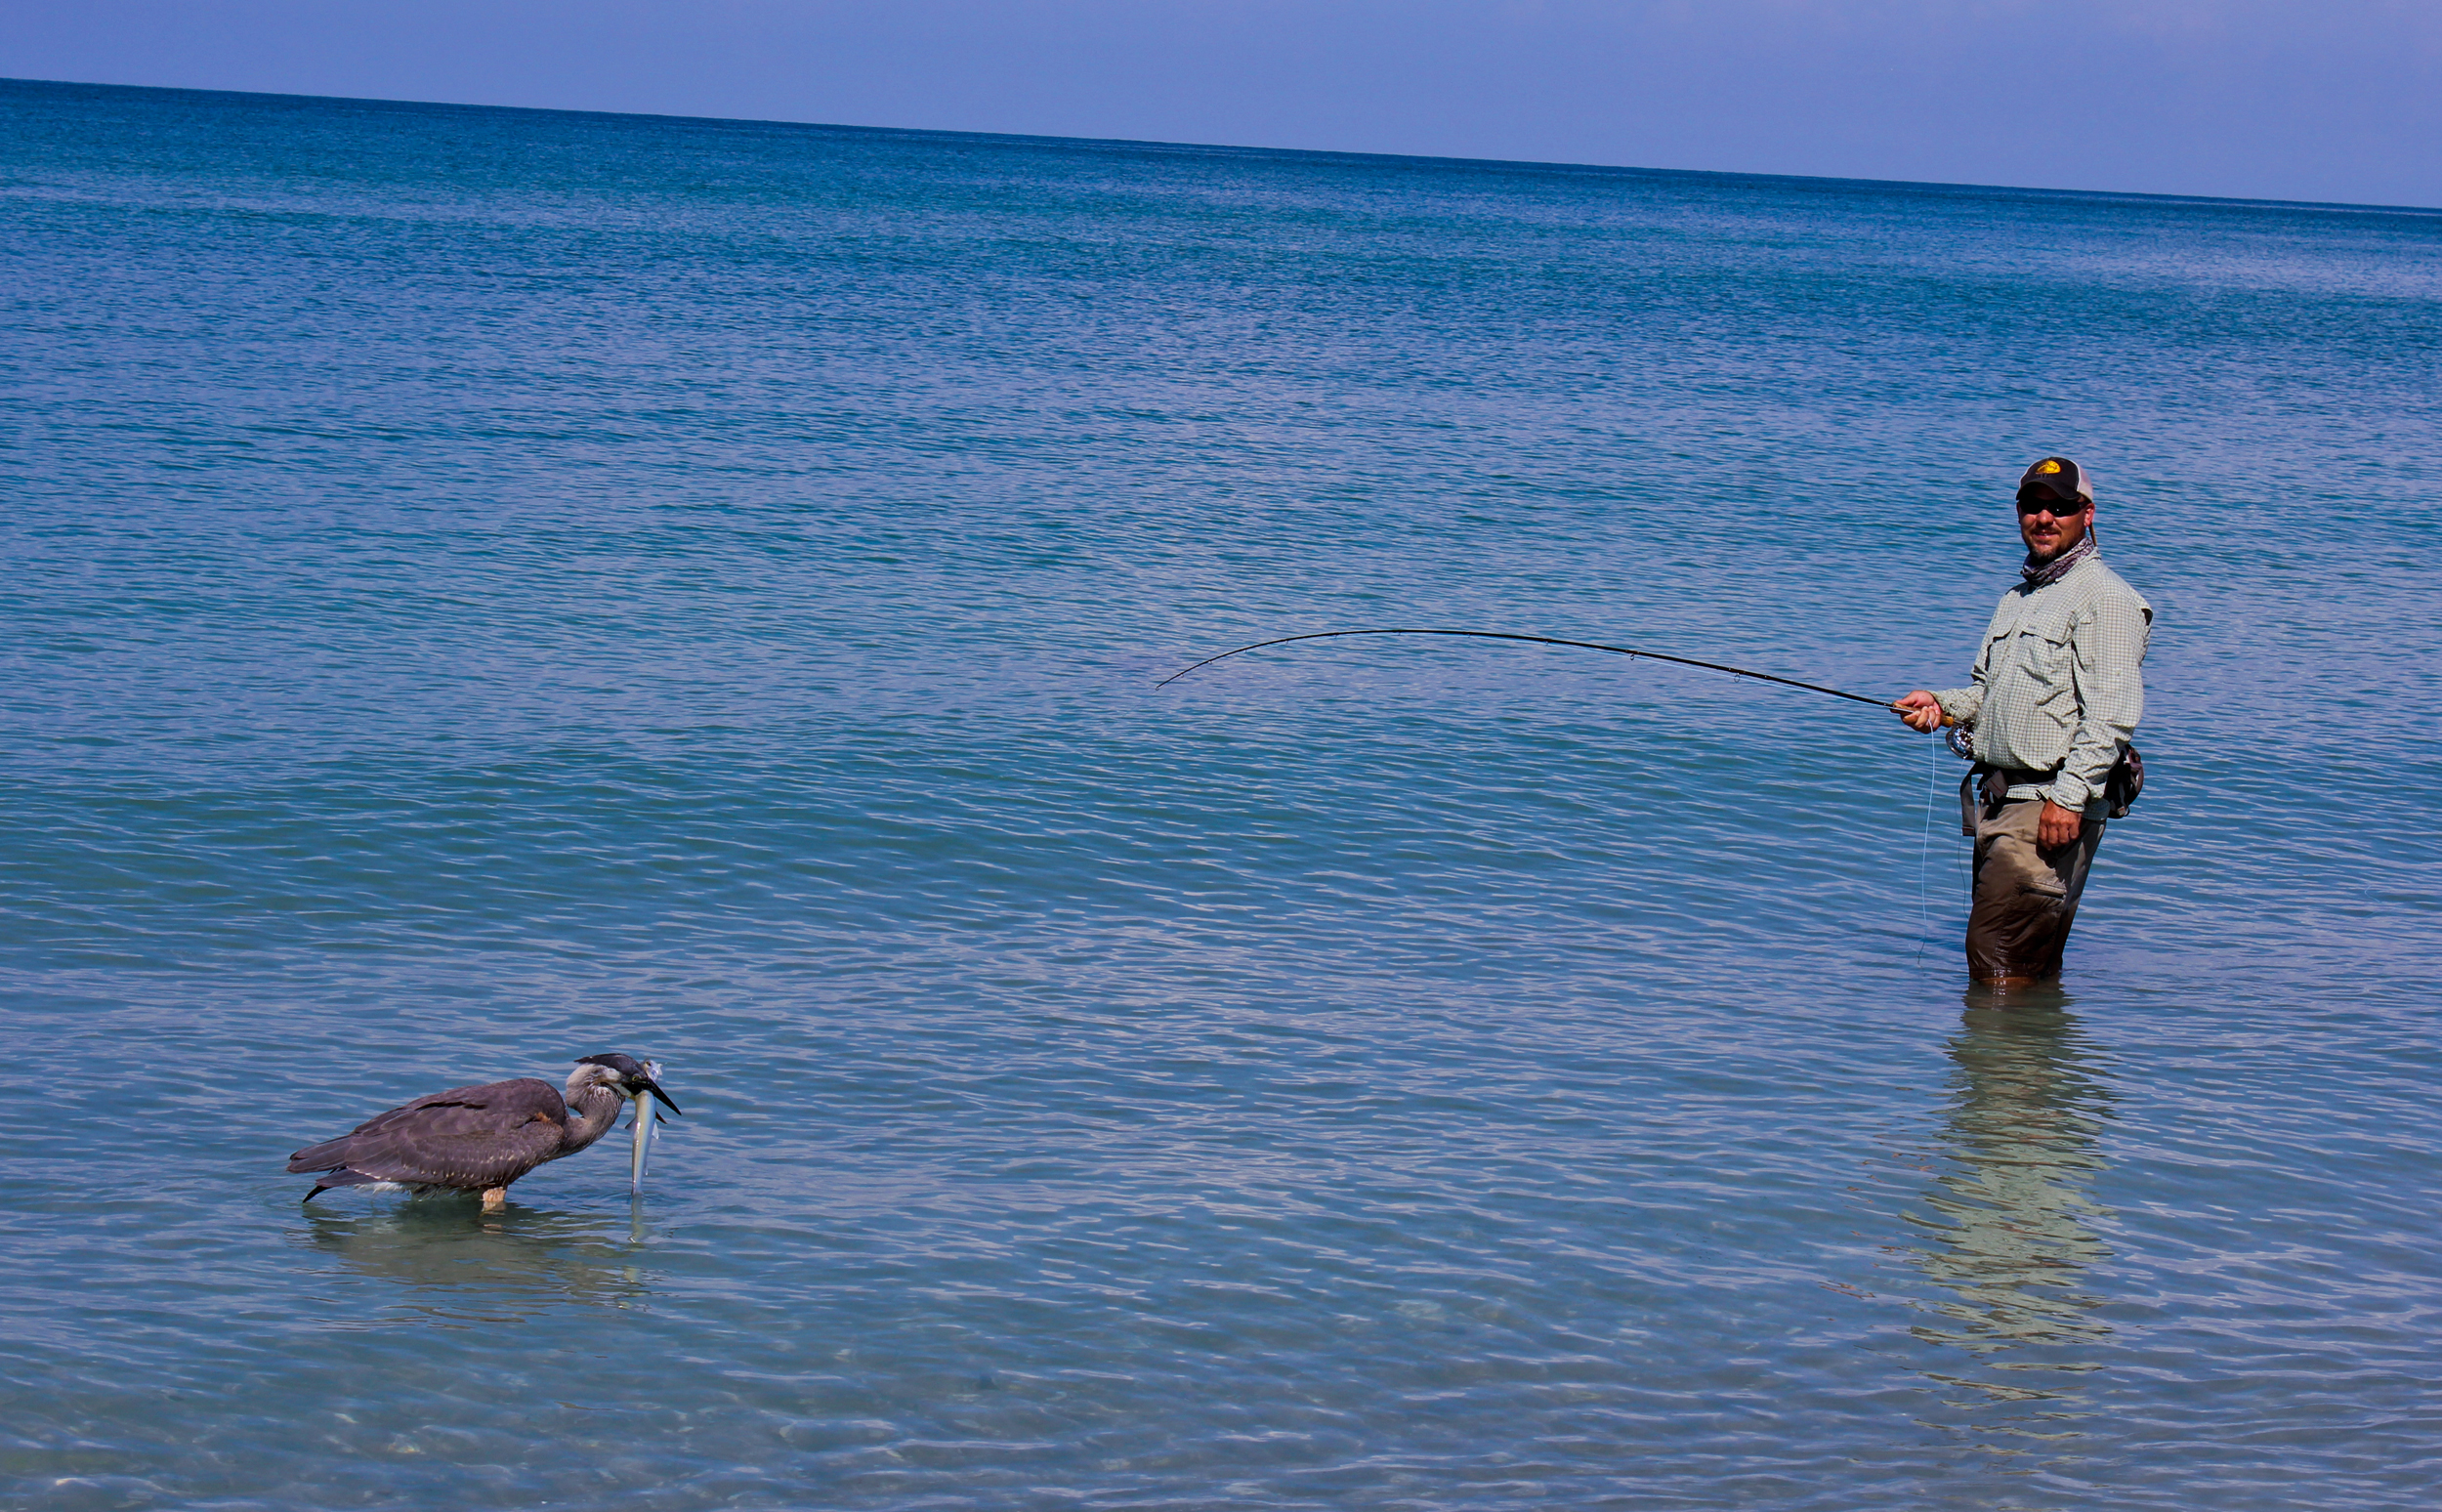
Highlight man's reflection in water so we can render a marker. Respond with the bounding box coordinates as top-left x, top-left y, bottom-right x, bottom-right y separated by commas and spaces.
1904, 995, 2116, 1438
